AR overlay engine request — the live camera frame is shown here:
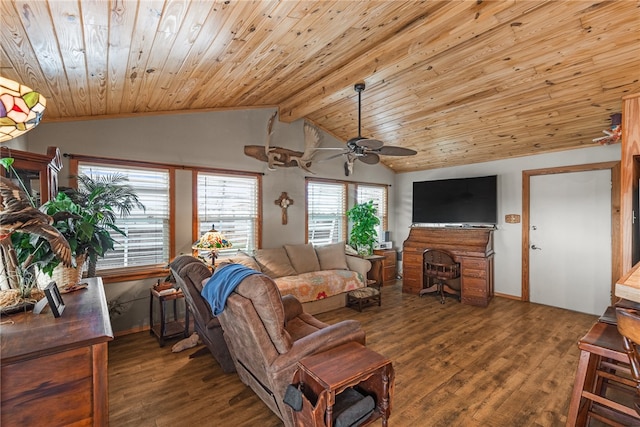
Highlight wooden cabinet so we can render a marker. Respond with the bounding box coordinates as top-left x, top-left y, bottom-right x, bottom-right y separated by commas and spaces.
0, 278, 113, 426
0, 145, 62, 205
402, 227, 494, 307
621, 93, 640, 272
373, 249, 397, 285
458, 255, 494, 307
